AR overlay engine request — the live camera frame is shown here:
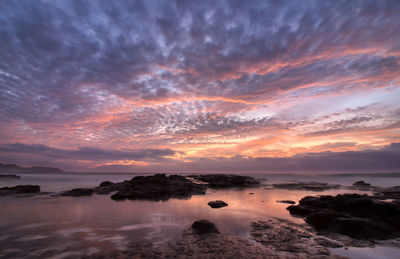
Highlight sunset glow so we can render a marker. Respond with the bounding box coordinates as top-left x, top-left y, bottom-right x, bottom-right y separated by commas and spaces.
1, 0, 399, 172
